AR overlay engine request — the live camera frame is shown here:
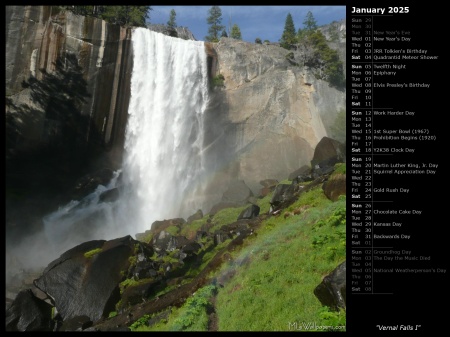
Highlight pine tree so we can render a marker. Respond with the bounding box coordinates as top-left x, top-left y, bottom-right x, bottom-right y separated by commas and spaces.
280, 13, 296, 49
167, 9, 177, 29
221, 29, 228, 38
205, 6, 225, 42
100, 6, 150, 27
303, 11, 318, 31
230, 24, 242, 40
165, 9, 178, 37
